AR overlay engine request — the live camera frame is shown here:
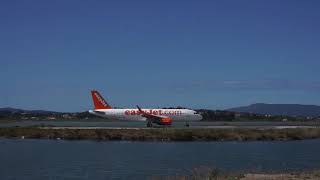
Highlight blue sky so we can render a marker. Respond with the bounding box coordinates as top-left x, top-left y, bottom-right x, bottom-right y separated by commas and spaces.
1, 0, 320, 112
